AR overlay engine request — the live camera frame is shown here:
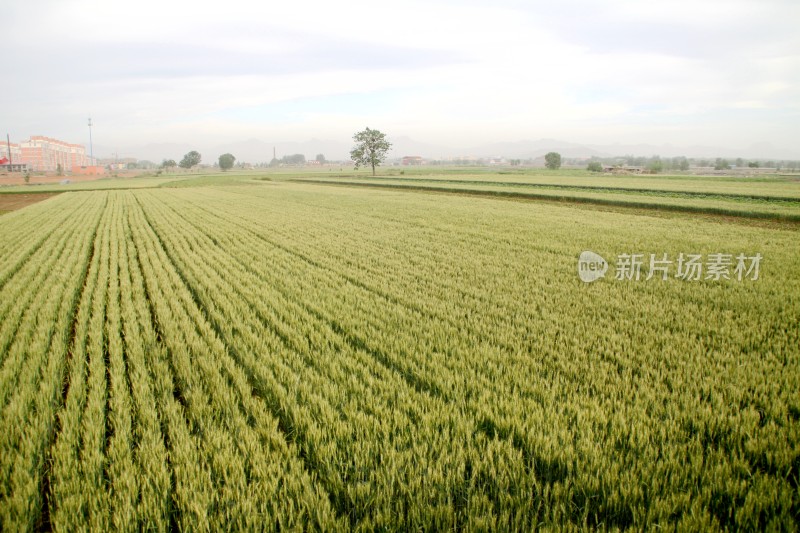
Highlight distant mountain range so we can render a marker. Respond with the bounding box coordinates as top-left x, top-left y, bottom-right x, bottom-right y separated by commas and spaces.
95, 137, 797, 164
